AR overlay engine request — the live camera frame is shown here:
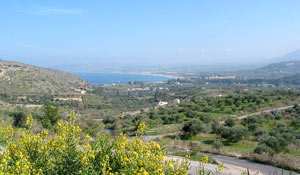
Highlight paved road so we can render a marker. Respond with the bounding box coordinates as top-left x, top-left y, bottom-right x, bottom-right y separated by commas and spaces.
143, 133, 299, 175
204, 153, 299, 175
167, 153, 299, 175
166, 156, 256, 175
